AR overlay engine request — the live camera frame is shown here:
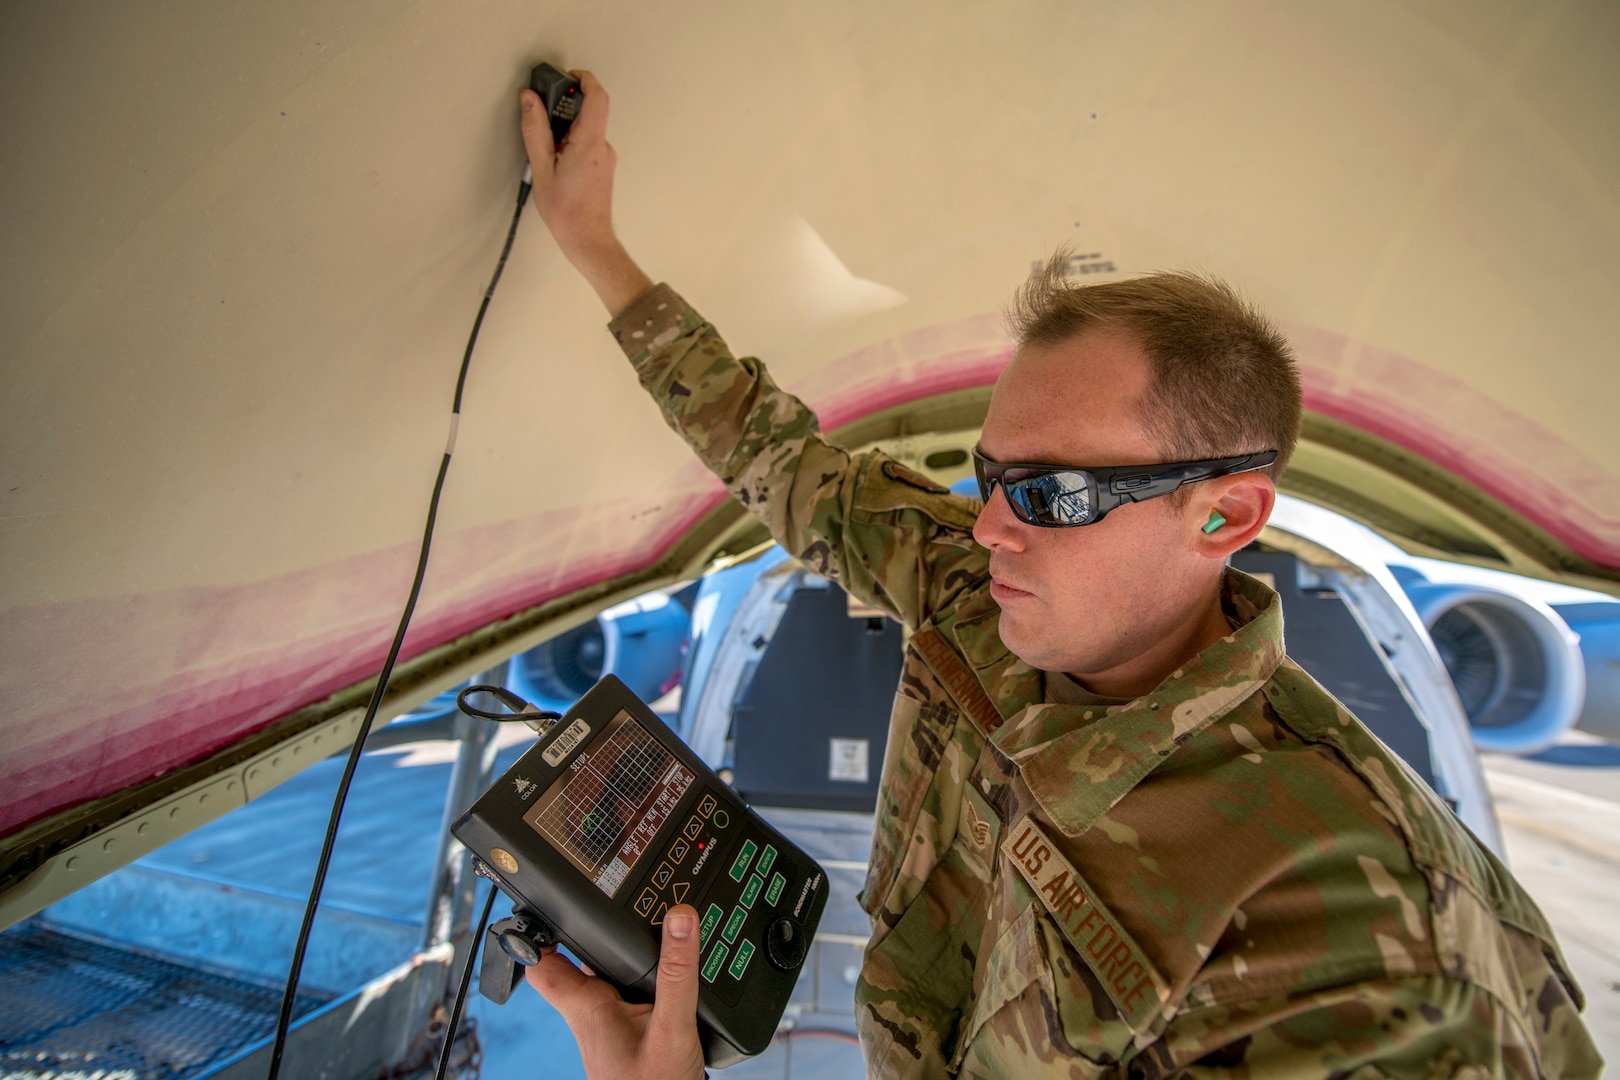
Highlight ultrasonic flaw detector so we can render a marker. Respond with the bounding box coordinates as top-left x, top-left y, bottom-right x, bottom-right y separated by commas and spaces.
452, 675, 829, 1067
